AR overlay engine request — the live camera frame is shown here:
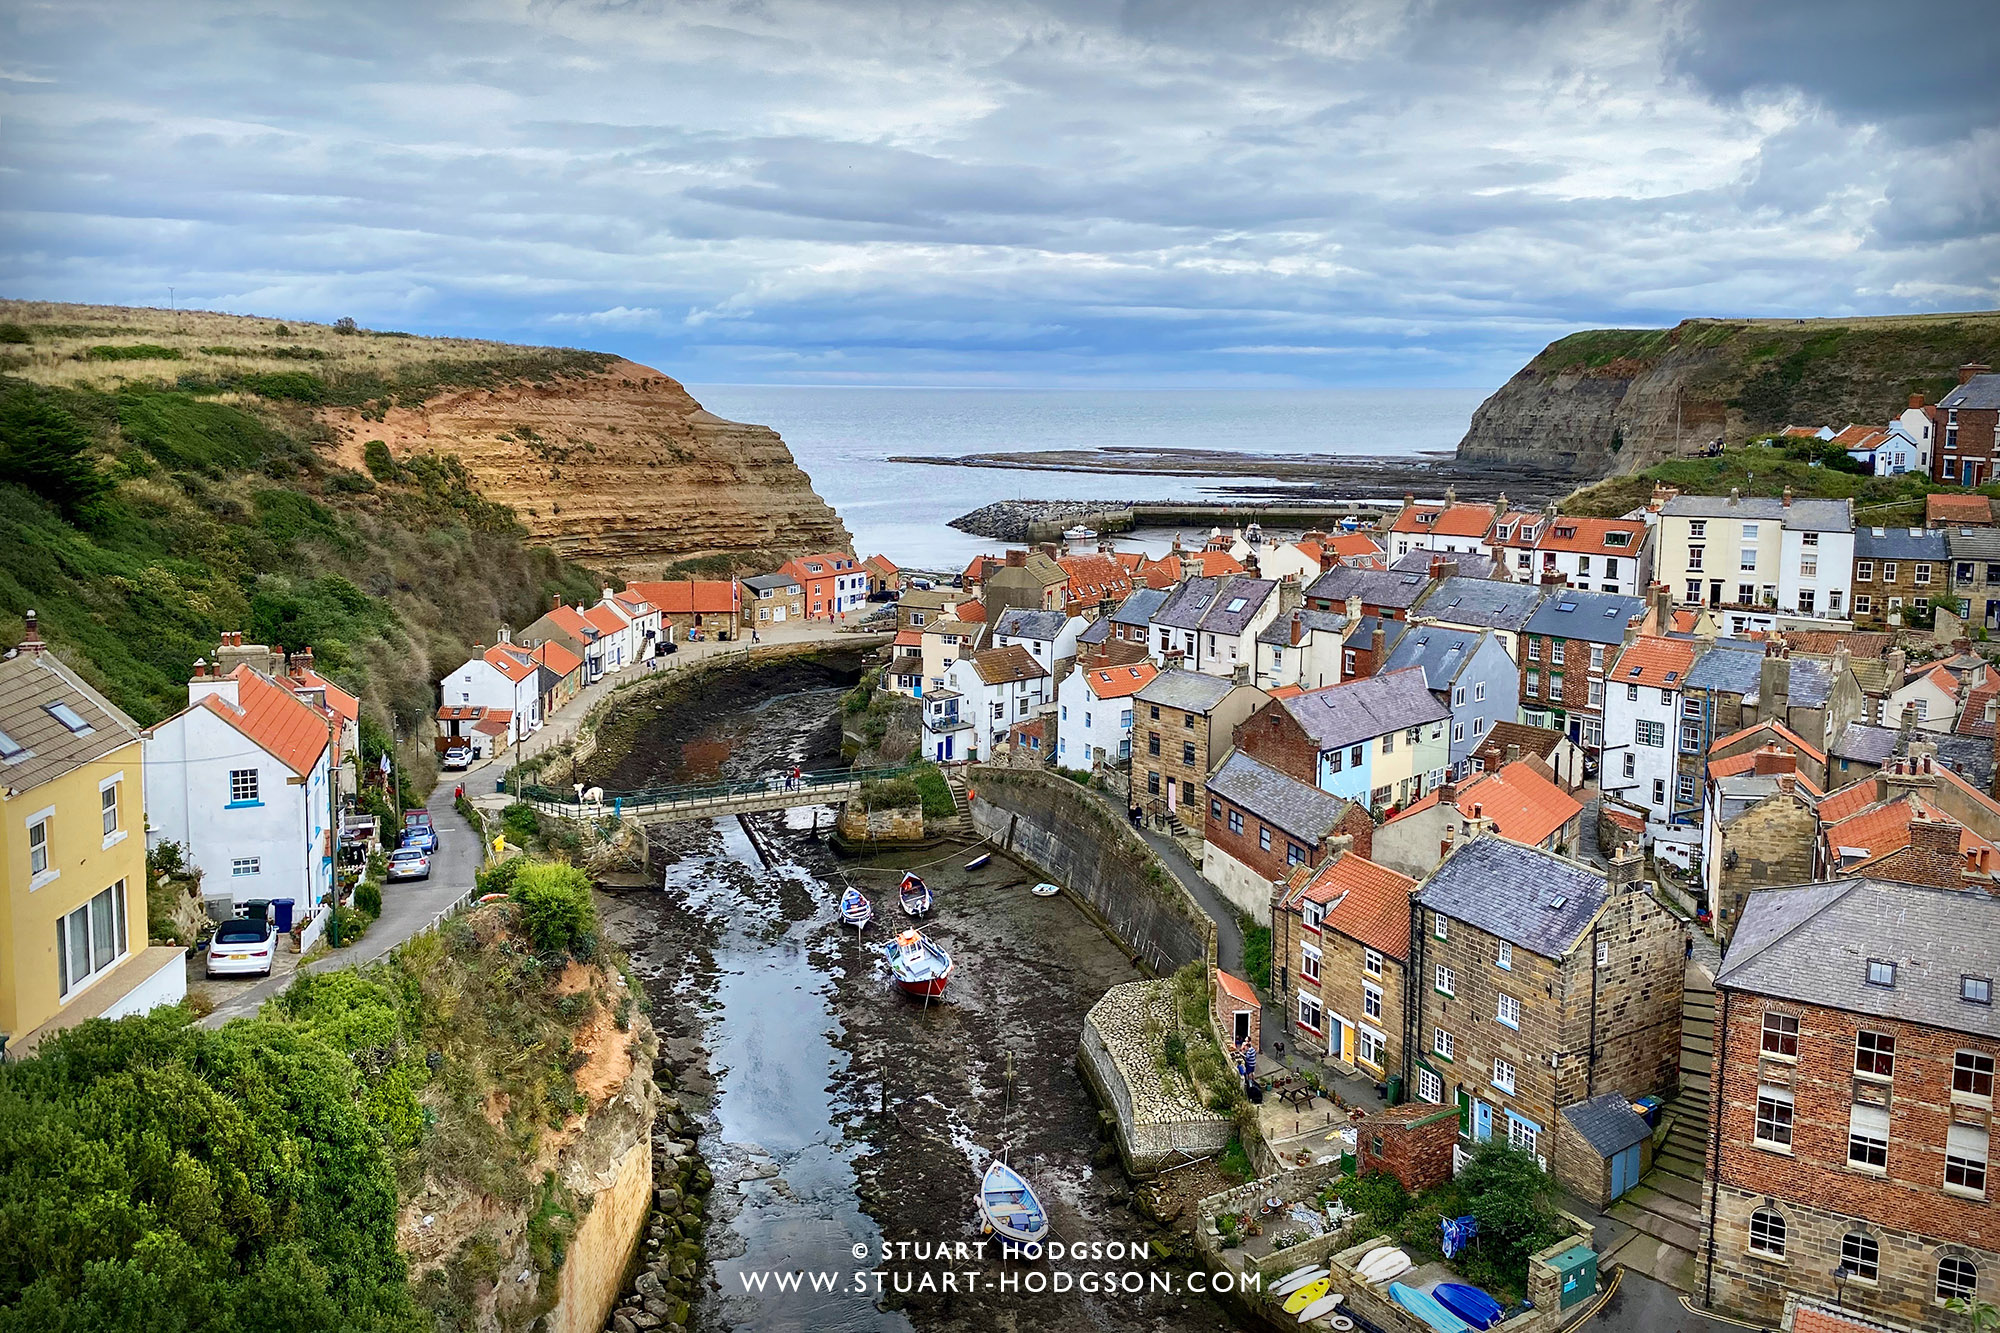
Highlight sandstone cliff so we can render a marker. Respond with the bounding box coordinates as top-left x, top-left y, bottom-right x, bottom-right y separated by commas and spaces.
324, 359, 851, 577
1456, 312, 2000, 479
